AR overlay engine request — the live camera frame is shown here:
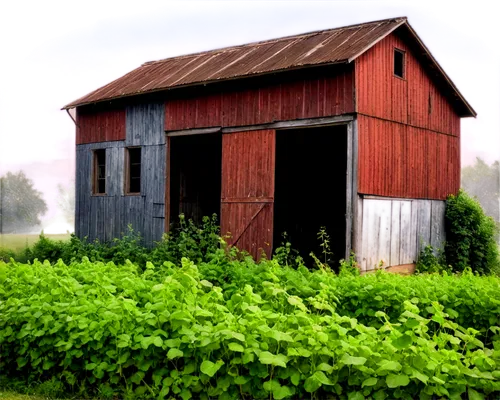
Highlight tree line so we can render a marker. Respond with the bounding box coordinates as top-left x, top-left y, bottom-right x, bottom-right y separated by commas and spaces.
0, 169, 77, 235
0, 159, 499, 235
